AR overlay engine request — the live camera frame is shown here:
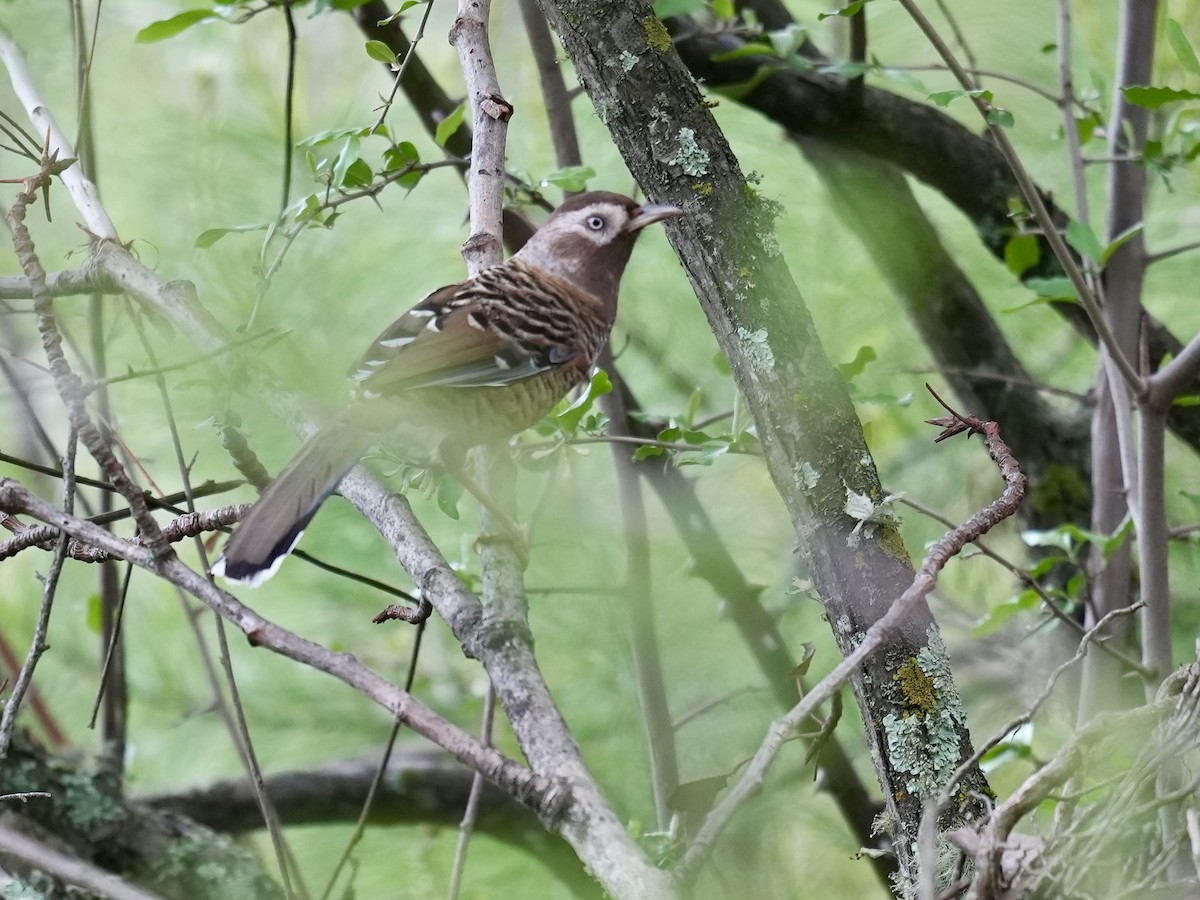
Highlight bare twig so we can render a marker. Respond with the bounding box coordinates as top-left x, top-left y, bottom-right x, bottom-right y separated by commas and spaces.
320, 620, 428, 900
0, 825, 167, 900
0, 435, 75, 764
448, 682, 496, 900
371, 0, 439, 134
